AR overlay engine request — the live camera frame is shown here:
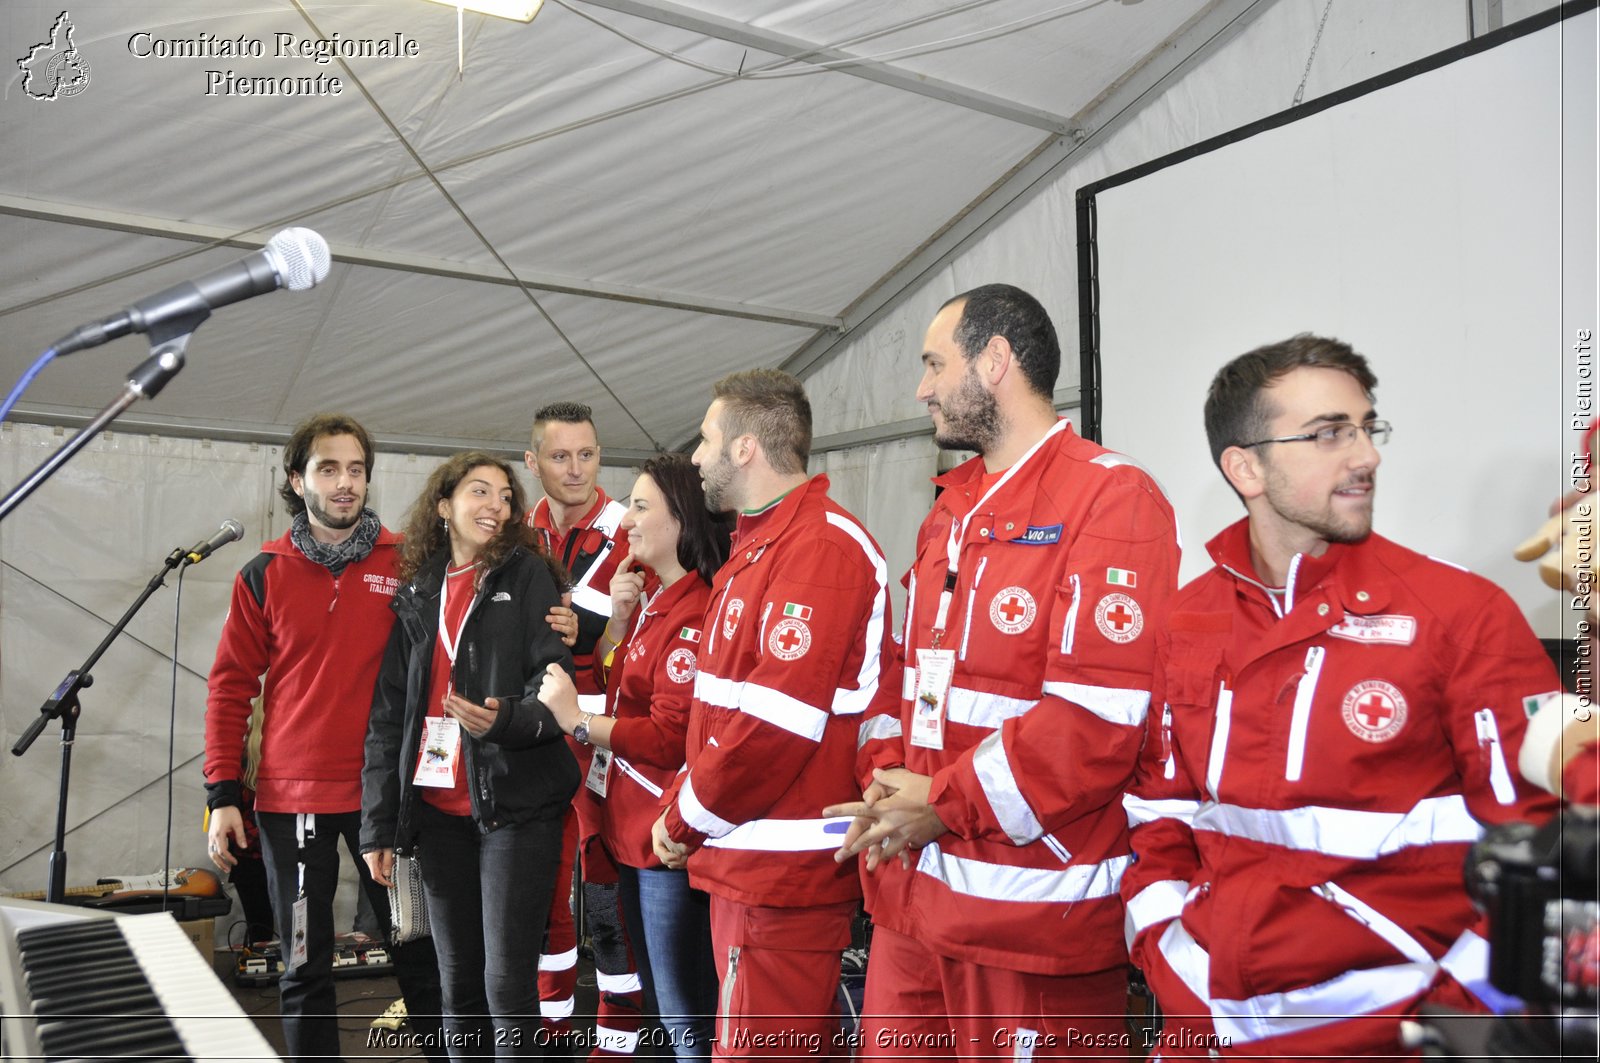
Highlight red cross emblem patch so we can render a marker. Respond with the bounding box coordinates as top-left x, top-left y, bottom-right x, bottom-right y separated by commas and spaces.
1341, 679, 1408, 743
666, 647, 697, 685
988, 586, 1037, 635
768, 617, 812, 661
1094, 593, 1143, 644
722, 597, 744, 641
